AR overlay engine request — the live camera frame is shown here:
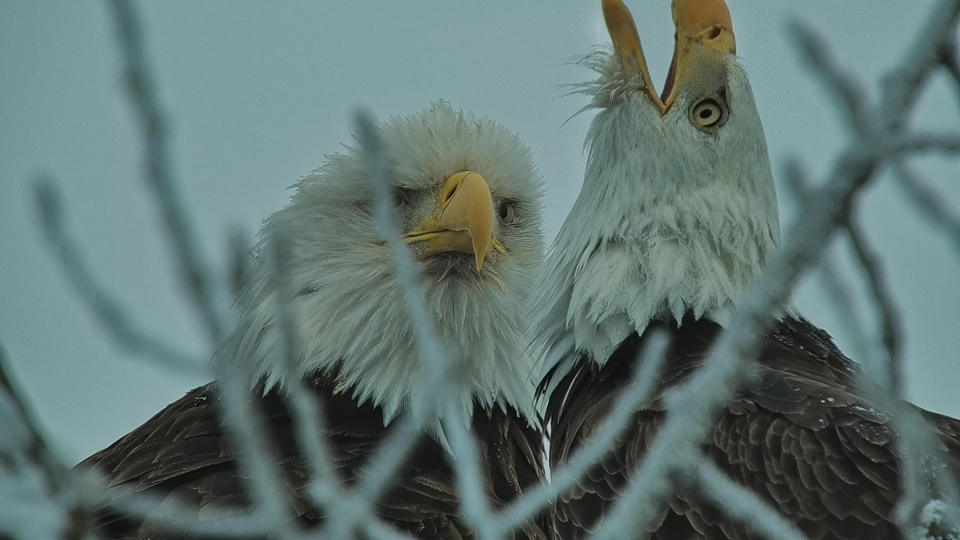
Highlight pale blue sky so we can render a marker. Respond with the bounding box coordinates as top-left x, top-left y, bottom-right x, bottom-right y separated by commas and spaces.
1, 1, 958, 463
